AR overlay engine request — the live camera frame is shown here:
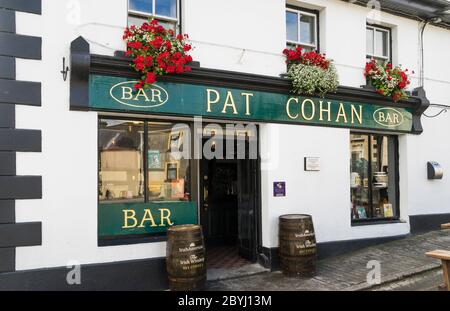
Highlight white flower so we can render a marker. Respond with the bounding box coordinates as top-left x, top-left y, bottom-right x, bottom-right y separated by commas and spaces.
287, 63, 339, 96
